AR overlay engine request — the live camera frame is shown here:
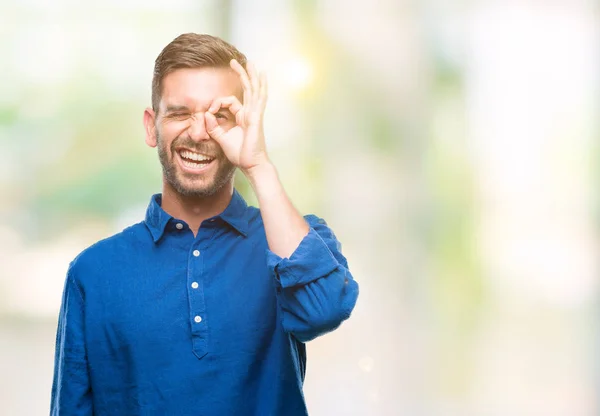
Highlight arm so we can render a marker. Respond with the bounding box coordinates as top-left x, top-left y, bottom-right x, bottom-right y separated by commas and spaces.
246, 163, 358, 342
205, 59, 308, 257
266, 214, 359, 342
50, 268, 93, 415
244, 162, 309, 258
206, 60, 358, 341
